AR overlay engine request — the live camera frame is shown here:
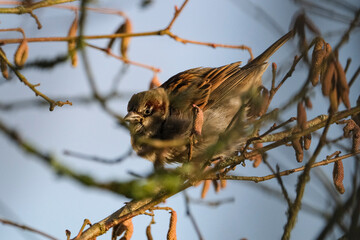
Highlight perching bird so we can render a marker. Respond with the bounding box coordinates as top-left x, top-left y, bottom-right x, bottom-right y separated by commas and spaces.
125, 30, 295, 166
